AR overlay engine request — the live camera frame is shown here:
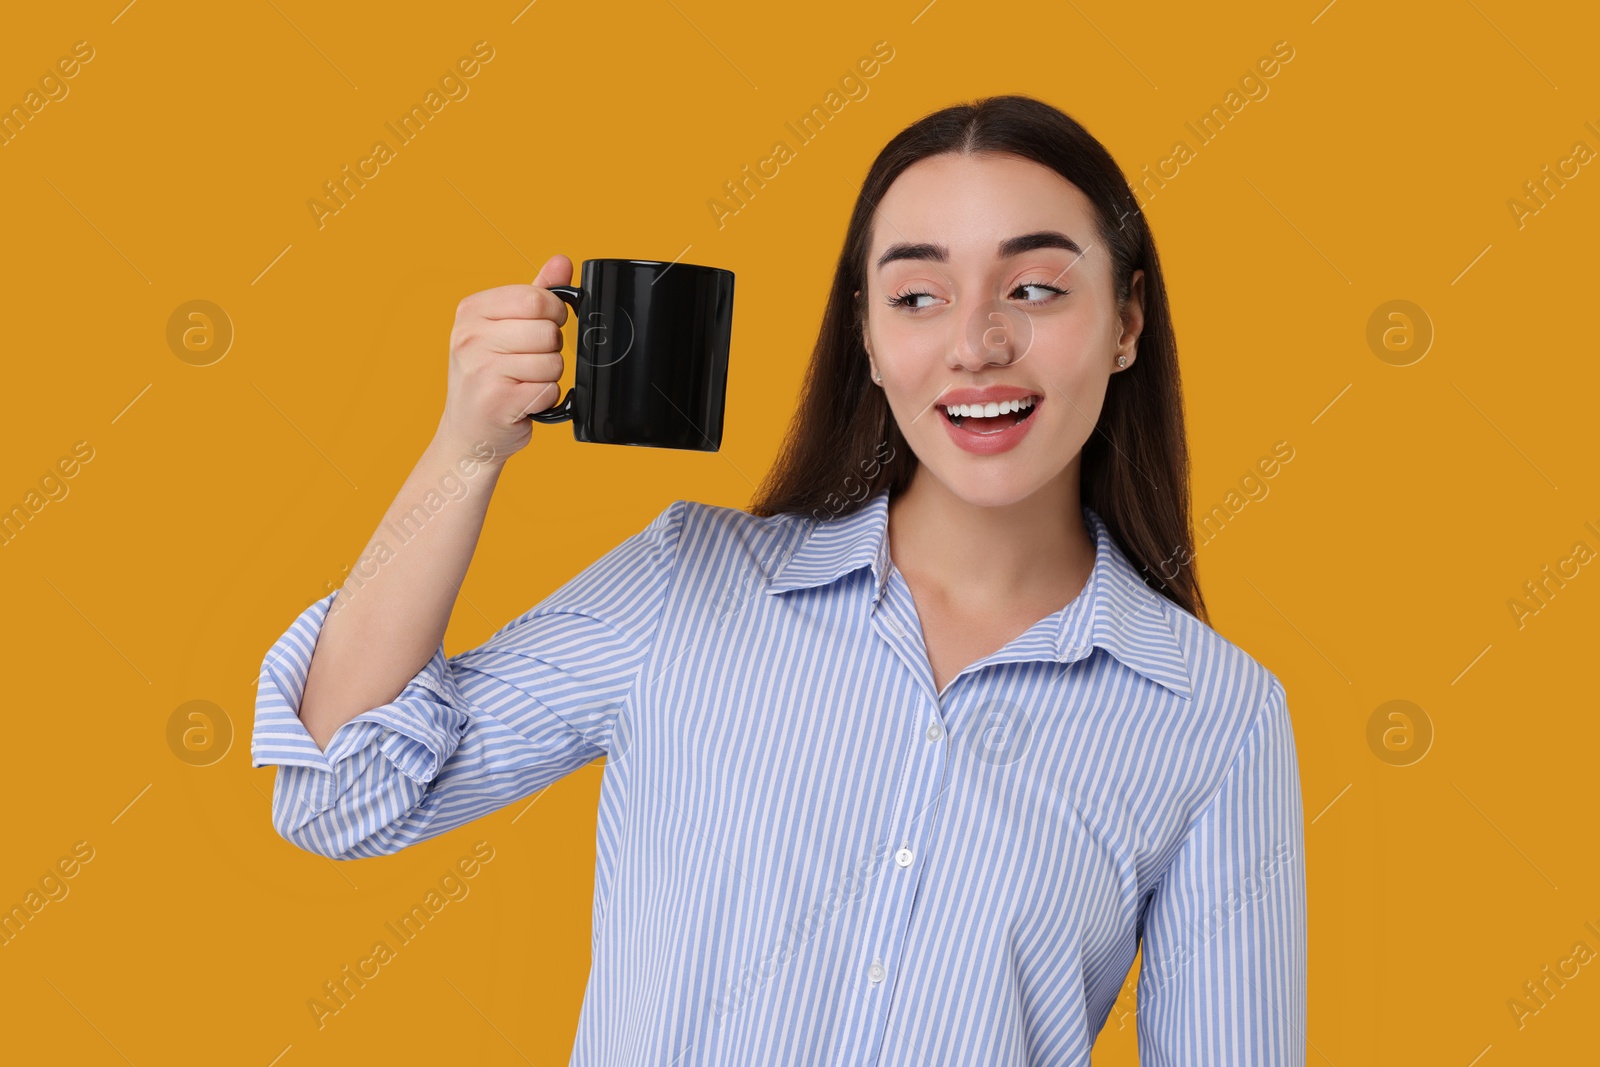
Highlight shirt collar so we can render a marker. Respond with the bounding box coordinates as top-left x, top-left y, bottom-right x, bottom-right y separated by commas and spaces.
762, 488, 1194, 700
